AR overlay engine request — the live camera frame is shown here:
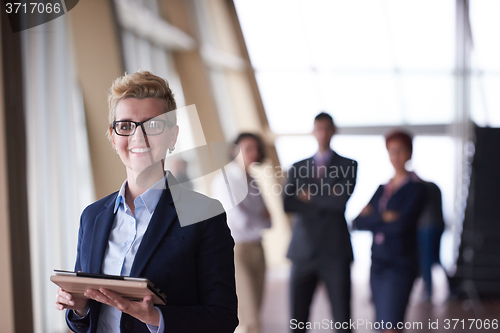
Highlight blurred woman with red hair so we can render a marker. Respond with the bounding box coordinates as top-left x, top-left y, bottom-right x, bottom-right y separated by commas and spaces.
354, 130, 426, 333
